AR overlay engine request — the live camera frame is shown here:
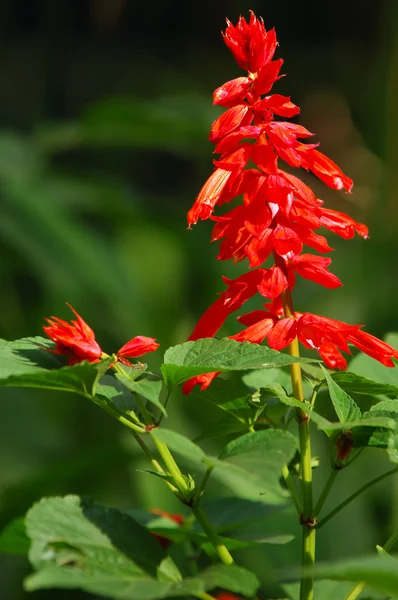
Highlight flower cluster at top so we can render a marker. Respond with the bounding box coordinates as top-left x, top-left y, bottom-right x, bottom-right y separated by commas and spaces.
43, 303, 159, 366
185, 12, 397, 393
